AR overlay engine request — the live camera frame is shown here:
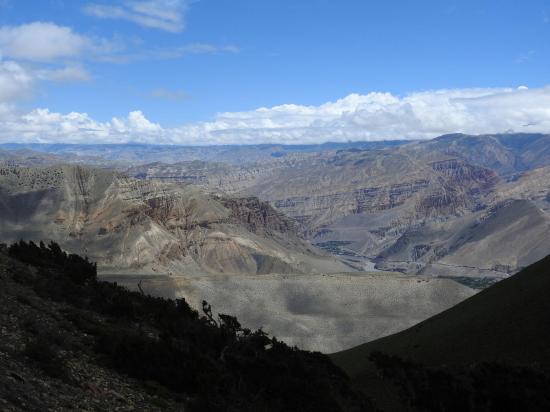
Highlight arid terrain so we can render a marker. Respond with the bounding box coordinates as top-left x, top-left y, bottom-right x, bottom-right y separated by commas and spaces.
0, 165, 347, 276
118, 133, 550, 279
2, 3, 548, 410
0, 136, 549, 406
1, 133, 550, 353
113, 272, 474, 353
0, 161, 477, 352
